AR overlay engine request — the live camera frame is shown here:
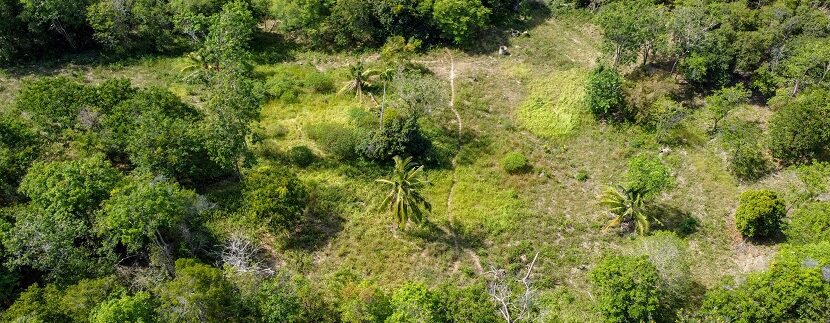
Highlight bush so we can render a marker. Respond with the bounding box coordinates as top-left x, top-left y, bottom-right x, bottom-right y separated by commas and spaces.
785, 202, 830, 244
305, 122, 359, 160
699, 242, 830, 322
243, 166, 308, 234
432, 0, 491, 44
625, 154, 672, 198
501, 151, 530, 174
735, 189, 786, 239
336, 280, 392, 323
287, 145, 315, 167
14, 77, 90, 136
768, 89, 830, 164
721, 120, 771, 181
357, 112, 430, 163
257, 272, 334, 323
90, 292, 156, 323
638, 231, 693, 313
590, 255, 665, 322
435, 283, 499, 323
586, 65, 625, 117
387, 282, 441, 322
